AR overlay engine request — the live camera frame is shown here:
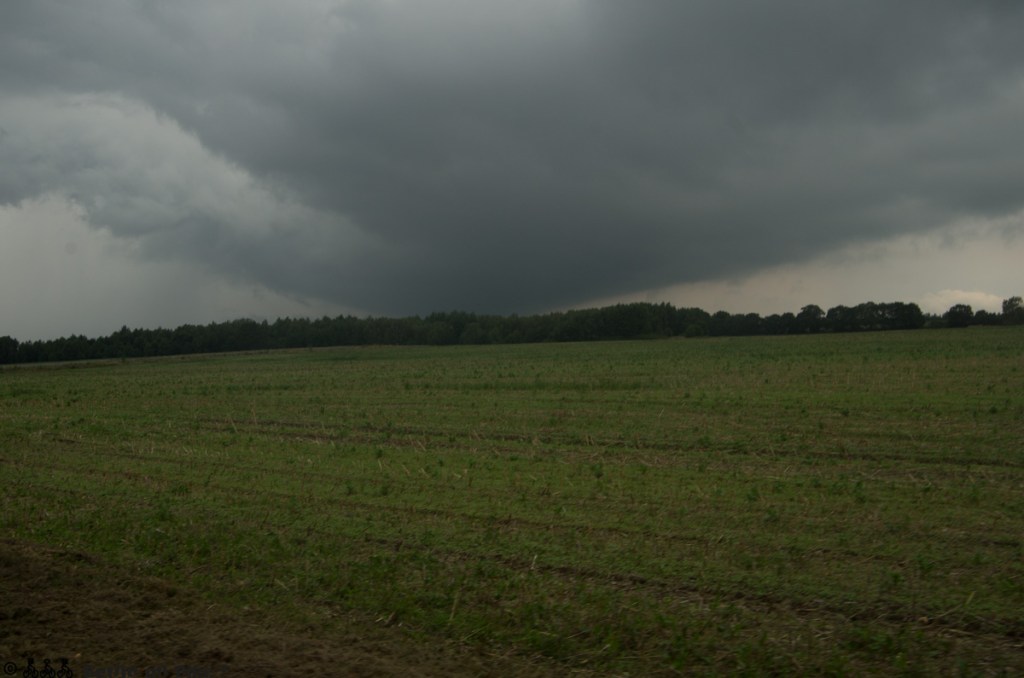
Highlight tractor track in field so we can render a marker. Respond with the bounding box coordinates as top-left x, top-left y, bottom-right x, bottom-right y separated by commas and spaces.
323, 531, 1024, 644
9, 464, 1024, 646
7, 447, 1022, 558
193, 416, 1024, 470
13, 448, 1022, 555
14, 413, 1024, 476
